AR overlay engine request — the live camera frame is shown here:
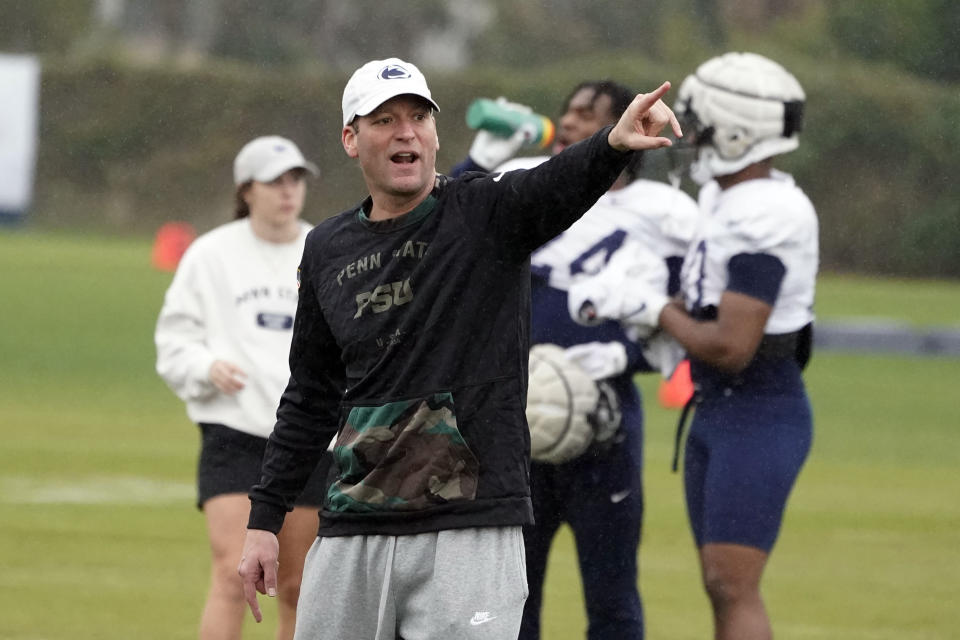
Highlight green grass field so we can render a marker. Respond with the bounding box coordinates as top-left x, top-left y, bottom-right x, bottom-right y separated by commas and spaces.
1, 230, 958, 639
